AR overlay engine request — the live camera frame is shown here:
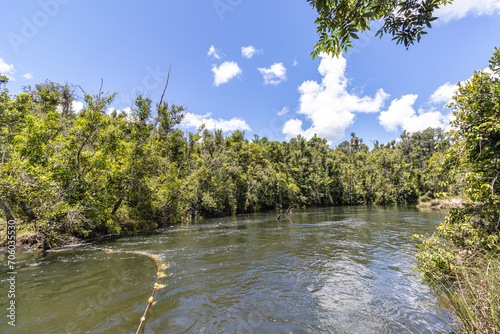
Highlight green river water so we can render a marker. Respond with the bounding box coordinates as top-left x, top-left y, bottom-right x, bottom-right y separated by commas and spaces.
1, 206, 454, 333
